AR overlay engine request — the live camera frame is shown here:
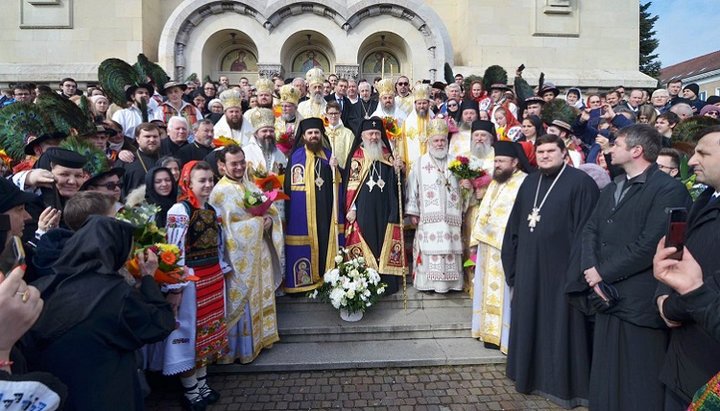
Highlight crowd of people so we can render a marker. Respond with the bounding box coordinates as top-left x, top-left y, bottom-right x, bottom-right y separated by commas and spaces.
1, 58, 720, 411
